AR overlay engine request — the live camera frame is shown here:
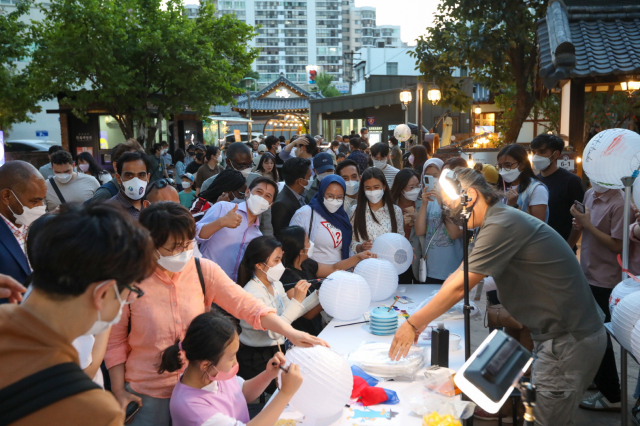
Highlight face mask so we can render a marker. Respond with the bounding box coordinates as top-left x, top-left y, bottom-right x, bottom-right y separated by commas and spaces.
207, 363, 239, 383
317, 171, 333, 181
408, 155, 415, 165
403, 188, 421, 201
301, 178, 313, 191
161, 149, 168, 155
233, 165, 252, 179
216, 155, 222, 162
84, 281, 126, 336
262, 261, 286, 283
305, 241, 315, 258
8, 190, 46, 227
365, 189, 384, 204
373, 159, 387, 169
246, 193, 270, 215
591, 182, 610, 193
324, 197, 343, 213
345, 180, 359, 196
121, 177, 148, 201
499, 167, 521, 183
157, 248, 194, 273
532, 154, 552, 171
79, 163, 90, 172
276, 146, 282, 153
54, 173, 72, 184
182, 181, 192, 189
